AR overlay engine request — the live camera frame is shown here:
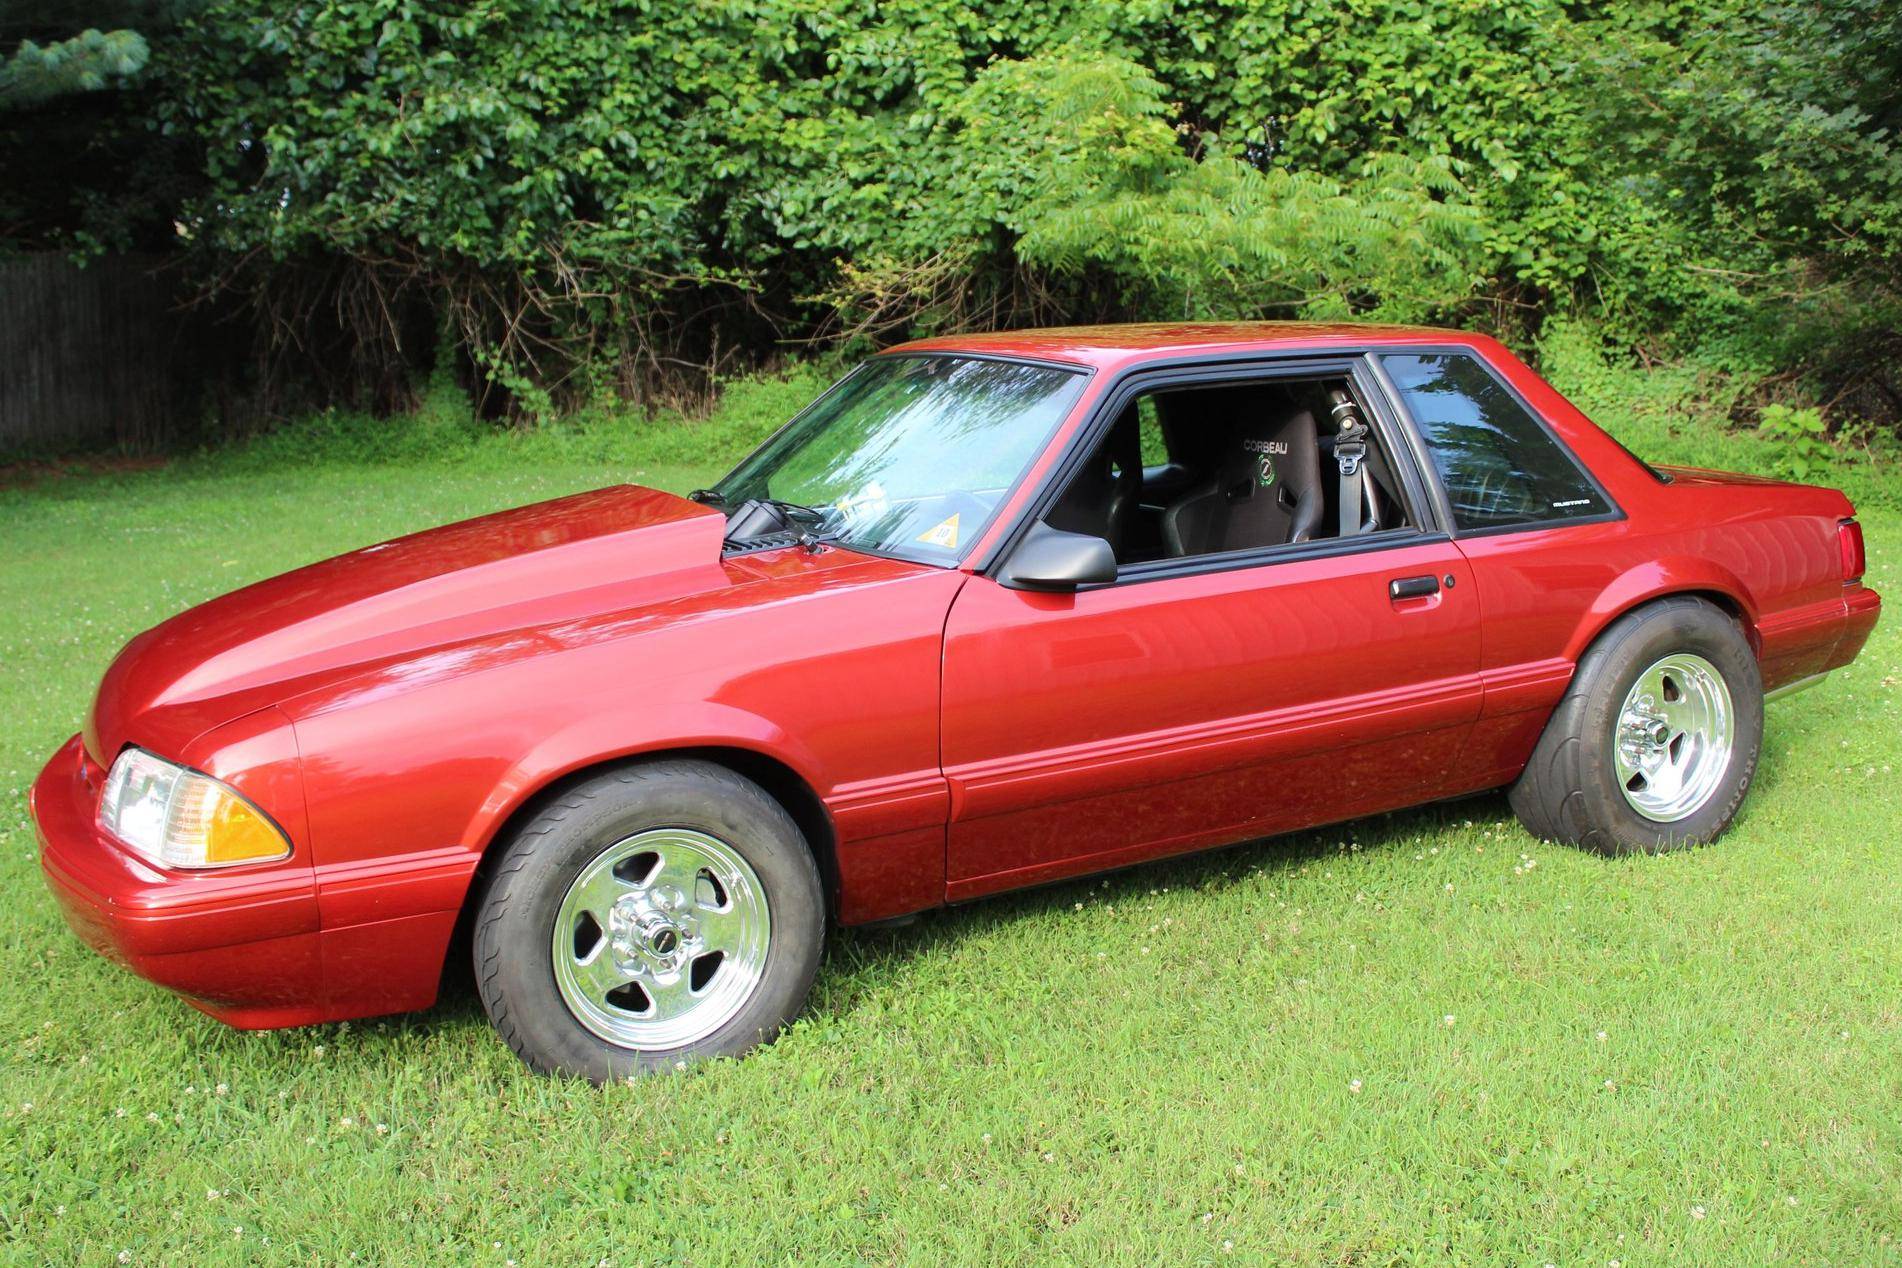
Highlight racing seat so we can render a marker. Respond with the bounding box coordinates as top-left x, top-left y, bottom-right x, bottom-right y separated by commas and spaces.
1047, 402, 1142, 554
1160, 394, 1324, 556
